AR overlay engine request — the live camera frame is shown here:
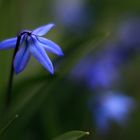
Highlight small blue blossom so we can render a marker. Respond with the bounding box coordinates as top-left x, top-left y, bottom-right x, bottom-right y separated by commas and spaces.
70, 40, 139, 89
53, 0, 91, 32
118, 17, 140, 48
0, 23, 63, 74
70, 49, 119, 89
89, 91, 135, 133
